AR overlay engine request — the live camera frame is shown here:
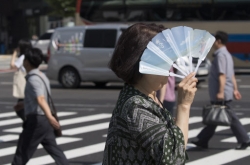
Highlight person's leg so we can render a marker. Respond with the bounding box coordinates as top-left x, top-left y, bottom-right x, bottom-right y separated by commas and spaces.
163, 100, 175, 116
41, 119, 68, 165
225, 102, 250, 143
12, 116, 45, 165
197, 125, 217, 142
